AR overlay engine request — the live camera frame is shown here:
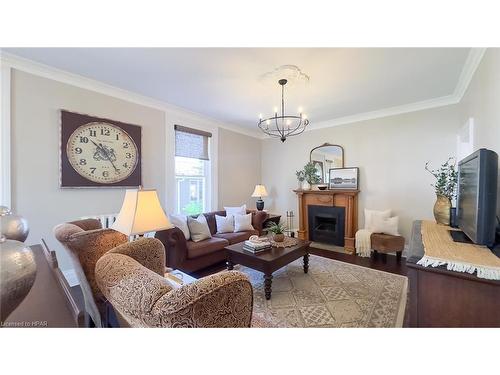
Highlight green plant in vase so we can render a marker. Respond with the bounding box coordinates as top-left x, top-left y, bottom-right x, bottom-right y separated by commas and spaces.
425, 157, 458, 225
266, 222, 287, 242
303, 162, 322, 188
295, 169, 306, 189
